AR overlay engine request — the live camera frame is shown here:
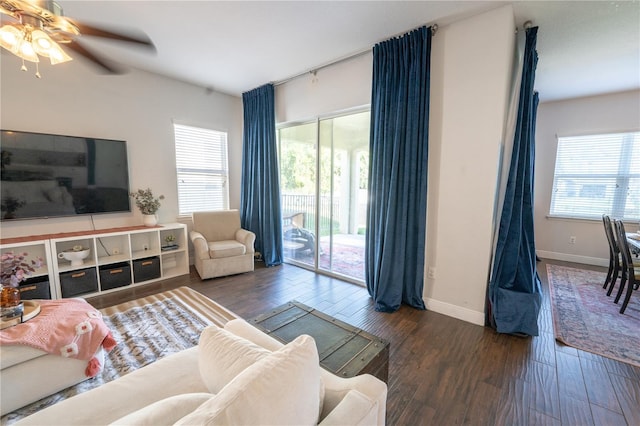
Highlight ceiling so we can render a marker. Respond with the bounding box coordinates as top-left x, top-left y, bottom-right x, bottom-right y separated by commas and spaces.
4, 1, 640, 102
